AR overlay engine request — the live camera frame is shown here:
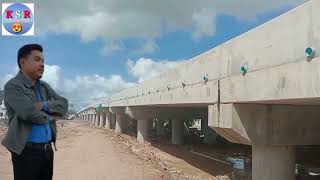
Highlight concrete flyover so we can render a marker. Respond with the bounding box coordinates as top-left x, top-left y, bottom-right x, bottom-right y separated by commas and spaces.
76, 1, 320, 179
